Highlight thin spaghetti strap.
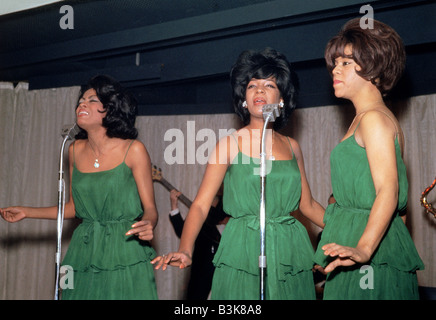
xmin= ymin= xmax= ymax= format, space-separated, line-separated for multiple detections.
xmin=286 ymin=137 xmax=295 ymax=157
xmin=123 ymin=139 xmax=135 ymax=162
xmin=357 ymin=110 xmax=400 ymax=134
xmin=73 ymin=141 xmax=76 ymax=165
xmin=230 ymin=132 xmax=240 ymax=152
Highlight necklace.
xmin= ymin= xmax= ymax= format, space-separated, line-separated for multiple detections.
xmin=88 ymin=141 xmax=100 ymax=168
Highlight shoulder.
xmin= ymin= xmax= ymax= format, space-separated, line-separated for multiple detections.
xmin=125 ymin=139 xmax=150 ymax=166
xmin=277 ymin=133 xmax=298 ymax=146
xmin=278 ymin=133 xmax=301 ymax=154
xmin=212 ymin=130 xmax=239 ymax=166
xmin=68 ymin=139 xmax=85 ymax=154
xmin=128 ymin=139 xmax=147 ymax=154
xmin=215 ymin=128 xmax=241 ymax=147
xmin=358 ymin=109 xmax=398 ymax=139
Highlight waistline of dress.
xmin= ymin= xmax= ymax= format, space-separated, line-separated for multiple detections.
xmin=230 ymin=214 xmax=296 ymax=230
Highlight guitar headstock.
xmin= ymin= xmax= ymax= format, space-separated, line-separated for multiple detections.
xmin=151 ymin=164 xmax=163 ymax=182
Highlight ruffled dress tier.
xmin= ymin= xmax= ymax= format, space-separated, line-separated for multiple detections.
xmin=61 ymin=156 xmax=157 ymax=300
xmin=211 ymin=149 xmax=316 ymax=300
xmin=314 ymin=134 xmax=424 ymax=300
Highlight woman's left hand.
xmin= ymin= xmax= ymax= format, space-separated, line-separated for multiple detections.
xmin=126 ymin=220 xmax=154 ymax=241
xmin=321 ymin=243 xmax=371 ymax=273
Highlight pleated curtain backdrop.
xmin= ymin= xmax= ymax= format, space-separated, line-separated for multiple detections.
xmin=0 ymin=82 xmax=435 ymax=299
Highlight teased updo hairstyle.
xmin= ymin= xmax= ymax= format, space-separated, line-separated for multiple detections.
xmin=75 ymin=75 xmax=138 ymax=140
xmin=325 ymin=18 xmax=405 ymax=95
xmin=230 ymin=47 xmax=298 ymax=131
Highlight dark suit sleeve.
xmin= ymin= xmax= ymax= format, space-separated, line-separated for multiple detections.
xmin=169 ymin=213 xmax=184 ymax=238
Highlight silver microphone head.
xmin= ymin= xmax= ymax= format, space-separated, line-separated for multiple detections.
xmin=61 ymin=123 xmax=80 ymax=140
xmin=262 ymin=104 xmax=280 ymax=122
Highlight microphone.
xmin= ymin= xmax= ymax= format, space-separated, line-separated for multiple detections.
xmin=262 ymin=104 xmax=281 ymax=122
xmin=61 ymin=123 xmax=79 ymax=140
xmin=55 ymin=122 xmax=79 ymax=299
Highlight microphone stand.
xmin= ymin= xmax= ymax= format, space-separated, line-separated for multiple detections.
xmin=259 ymin=105 xmax=280 ymax=300
xmin=54 ymin=124 xmax=78 ymax=300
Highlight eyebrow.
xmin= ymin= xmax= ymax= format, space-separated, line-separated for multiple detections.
xmin=79 ymin=95 xmax=98 ymax=101
xmin=336 ymin=53 xmax=354 ymax=59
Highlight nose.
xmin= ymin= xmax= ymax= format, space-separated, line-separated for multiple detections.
xmin=333 ymin=64 xmax=341 ymax=75
xmin=78 ymin=100 xmax=88 ymax=108
xmin=256 ymin=86 xmax=265 ymax=93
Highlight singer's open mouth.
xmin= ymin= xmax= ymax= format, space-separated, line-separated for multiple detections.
xmin=253 ymin=97 xmax=266 ymax=105
xmin=77 ymin=110 xmax=89 ymax=117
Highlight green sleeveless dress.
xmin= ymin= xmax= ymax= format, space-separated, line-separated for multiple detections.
xmin=211 ymin=138 xmax=316 ymax=300
xmin=61 ymin=141 xmax=157 ymax=300
xmin=314 ymin=133 xmax=424 ymax=300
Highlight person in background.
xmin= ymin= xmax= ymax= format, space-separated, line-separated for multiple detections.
xmin=169 ymin=188 xmax=229 ymax=299
xmin=1 ymin=75 xmax=158 ymax=300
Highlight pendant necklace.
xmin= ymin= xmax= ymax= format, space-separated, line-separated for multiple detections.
xmin=88 ymin=141 xmax=100 ymax=168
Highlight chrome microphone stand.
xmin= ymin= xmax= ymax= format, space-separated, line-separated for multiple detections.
xmin=54 ymin=123 xmax=79 ymax=300
xmin=259 ymin=104 xmax=280 ymax=300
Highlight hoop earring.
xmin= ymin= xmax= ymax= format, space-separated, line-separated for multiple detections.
xmin=242 ymin=101 xmax=247 ymax=108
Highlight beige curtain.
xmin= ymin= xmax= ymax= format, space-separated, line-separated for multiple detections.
xmin=0 ymin=82 xmax=435 ymax=299
xmin=0 ymin=83 xmax=80 ymax=299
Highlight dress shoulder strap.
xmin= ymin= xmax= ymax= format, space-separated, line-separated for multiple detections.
xmin=72 ymin=140 xmax=77 ymax=165
xmin=123 ymin=139 xmax=136 ymax=162
xmin=355 ymin=109 xmax=399 ymax=134
xmin=229 ymin=132 xmax=241 ymax=152
xmin=286 ymin=136 xmax=295 ymax=157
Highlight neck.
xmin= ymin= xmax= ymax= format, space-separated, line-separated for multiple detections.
xmin=246 ymin=117 xmax=274 ymax=131
xmin=87 ymin=129 xmax=109 ymax=155
xmin=350 ymin=85 xmax=385 ymax=114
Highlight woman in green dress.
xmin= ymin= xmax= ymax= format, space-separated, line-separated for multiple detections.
xmin=1 ymin=75 xmax=158 ymax=299
xmin=313 ymin=19 xmax=424 ymax=299
xmin=152 ymin=48 xmax=325 ymax=299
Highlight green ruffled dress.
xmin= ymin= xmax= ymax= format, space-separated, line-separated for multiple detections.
xmin=211 ymin=142 xmax=316 ymax=300
xmin=314 ymin=134 xmax=424 ymax=300
xmin=61 ymin=142 xmax=157 ymax=300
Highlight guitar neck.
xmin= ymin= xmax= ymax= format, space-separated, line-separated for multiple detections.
xmin=158 ymin=178 xmax=193 ymax=208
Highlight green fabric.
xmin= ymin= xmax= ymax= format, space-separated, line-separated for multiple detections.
xmin=61 ymin=161 xmax=157 ymax=300
xmin=211 ymin=151 xmax=316 ymax=300
xmin=314 ymin=135 xmax=424 ymax=300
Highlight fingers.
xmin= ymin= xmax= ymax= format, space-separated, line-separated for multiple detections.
xmin=313 ymin=264 xmax=328 ymax=275
xmin=151 ymin=252 xmax=191 ymax=270
xmin=0 ymin=207 xmax=25 ymax=222
xmin=170 ymin=190 xmax=181 ymax=197
xmin=151 ymin=253 xmax=176 ymax=270
xmin=324 ymin=256 xmax=356 ymax=273
xmin=125 ymin=220 xmax=153 ymax=240
xmin=321 ymin=242 xmax=357 ymax=273
xmin=150 ymin=255 xmax=167 ymax=270
xmin=322 ymin=243 xmax=353 ymax=258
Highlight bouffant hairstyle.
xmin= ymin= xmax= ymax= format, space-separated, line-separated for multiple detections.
xmin=325 ymin=18 xmax=405 ymax=95
xmin=230 ymin=48 xmax=298 ymax=130
xmin=75 ymin=75 xmax=138 ymax=140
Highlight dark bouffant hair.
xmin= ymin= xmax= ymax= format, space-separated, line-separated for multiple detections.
xmin=230 ymin=48 xmax=298 ymax=131
xmin=325 ymin=18 xmax=405 ymax=95
xmin=75 ymin=75 xmax=138 ymax=140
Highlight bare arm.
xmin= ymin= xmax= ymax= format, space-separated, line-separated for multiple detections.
xmin=1 ymin=143 xmax=76 ymax=222
xmin=292 ymin=138 xmax=325 ymax=228
xmin=125 ymin=140 xmax=158 ymax=240
xmin=151 ymin=135 xmax=235 ymax=269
